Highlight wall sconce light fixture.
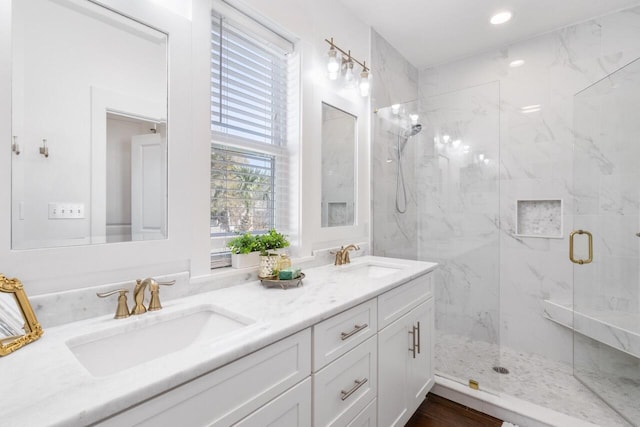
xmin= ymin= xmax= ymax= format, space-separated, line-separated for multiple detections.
xmin=39 ymin=138 xmax=49 ymax=158
xmin=324 ymin=37 xmax=370 ymax=97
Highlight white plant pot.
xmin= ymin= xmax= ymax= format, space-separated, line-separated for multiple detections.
xmin=231 ymin=251 xmax=260 ymax=269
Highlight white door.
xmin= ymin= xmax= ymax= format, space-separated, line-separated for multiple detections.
xmin=377 ymin=311 xmax=411 ymax=427
xmin=407 ymin=299 xmax=434 ymax=414
xmin=131 ymin=133 xmax=166 ymax=240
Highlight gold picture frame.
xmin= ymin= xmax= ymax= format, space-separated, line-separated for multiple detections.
xmin=0 ymin=274 xmax=44 ymax=356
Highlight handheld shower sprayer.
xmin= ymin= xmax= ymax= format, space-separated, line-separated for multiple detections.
xmin=396 ymin=123 xmax=423 ymax=214
xmin=402 ymin=124 xmax=422 ymax=138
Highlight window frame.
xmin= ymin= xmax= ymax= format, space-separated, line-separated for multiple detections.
xmin=209 ymin=6 xmax=296 ymax=264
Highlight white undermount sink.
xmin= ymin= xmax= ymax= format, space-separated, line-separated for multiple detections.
xmin=337 ymin=261 xmax=405 ymax=278
xmin=66 ymin=305 xmax=255 ymax=377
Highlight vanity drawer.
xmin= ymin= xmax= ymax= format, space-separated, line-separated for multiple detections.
xmin=313 ymin=299 xmax=377 ymax=370
xmin=346 ymin=398 xmax=377 ymax=427
xmin=378 ymin=273 xmax=432 ymax=330
xmin=233 ymin=378 xmax=311 ymax=427
xmin=95 ymin=329 xmax=311 ymax=427
xmin=313 ymin=335 xmax=377 ymax=427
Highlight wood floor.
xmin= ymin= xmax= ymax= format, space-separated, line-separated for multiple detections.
xmin=405 ymin=393 xmax=503 ymax=427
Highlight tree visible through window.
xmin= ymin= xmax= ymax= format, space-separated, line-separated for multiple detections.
xmin=210 ymin=147 xmax=275 ymax=236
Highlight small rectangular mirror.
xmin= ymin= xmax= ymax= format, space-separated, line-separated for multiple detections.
xmin=11 ymin=0 xmax=168 ymax=249
xmin=321 ymin=102 xmax=356 ymax=228
xmin=0 ymin=274 xmax=44 ymax=356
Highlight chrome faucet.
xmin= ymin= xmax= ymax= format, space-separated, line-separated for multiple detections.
xmin=334 ymin=244 xmax=360 ymax=265
xmin=131 ymin=278 xmax=176 ymax=315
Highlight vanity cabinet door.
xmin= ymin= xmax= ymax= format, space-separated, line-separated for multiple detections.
xmin=233 ymin=378 xmax=311 ymax=427
xmin=407 ymin=298 xmax=434 ymax=415
xmin=378 ymin=307 xmax=412 ymax=427
xmin=378 ymin=298 xmax=434 ymax=427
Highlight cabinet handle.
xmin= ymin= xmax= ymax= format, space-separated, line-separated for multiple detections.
xmin=340 ymin=323 xmax=368 ymax=340
xmin=340 ymin=378 xmax=368 ymax=401
xmin=408 ymin=327 xmax=417 ymax=359
xmin=416 ymin=321 xmax=421 ymax=354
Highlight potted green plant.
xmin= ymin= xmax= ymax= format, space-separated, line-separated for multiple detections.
xmin=227 ymin=232 xmax=261 ymax=269
xmin=257 ymin=229 xmax=290 ymax=278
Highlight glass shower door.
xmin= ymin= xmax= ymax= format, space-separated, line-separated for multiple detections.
xmin=417 ymin=82 xmax=501 ymax=394
xmin=572 ymin=58 xmax=640 ymax=425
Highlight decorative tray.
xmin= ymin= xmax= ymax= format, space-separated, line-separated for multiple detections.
xmin=260 ymin=272 xmax=305 ymax=289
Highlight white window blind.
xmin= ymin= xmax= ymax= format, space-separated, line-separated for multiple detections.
xmin=210 ymin=9 xmax=295 ymax=266
xmin=211 ymin=12 xmax=289 ymax=146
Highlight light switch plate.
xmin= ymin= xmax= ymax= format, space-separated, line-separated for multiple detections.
xmin=48 ymin=203 xmax=85 ymax=219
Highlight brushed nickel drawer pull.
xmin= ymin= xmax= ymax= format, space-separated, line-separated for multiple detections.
xmin=409 ymin=327 xmax=417 ymax=359
xmin=416 ymin=321 xmax=421 ymax=354
xmin=340 ymin=323 xmax=368 ymax=340
xmin=340 ymin=378 xmax=368 ymax=401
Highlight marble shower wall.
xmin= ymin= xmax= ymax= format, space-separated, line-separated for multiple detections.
xmin=419 ymin=6 xmax=640 ymax=365
xmin=417 ymin=82 xmax=501 ymax=346
xmin=371 ymin=30 xmax=419 ymax=259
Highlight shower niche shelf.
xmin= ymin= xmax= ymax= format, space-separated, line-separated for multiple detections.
xmin=515 ymin=199 xmax=562 ymax=238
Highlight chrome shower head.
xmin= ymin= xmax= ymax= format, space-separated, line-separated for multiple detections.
xmin=402 ymin=124 xmax=422 ymax=138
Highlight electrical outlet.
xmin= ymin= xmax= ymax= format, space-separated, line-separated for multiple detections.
xmin=48 ymin=203 xmax=85 ymax=219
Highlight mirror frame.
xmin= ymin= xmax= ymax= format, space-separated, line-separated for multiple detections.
xmin=0 ymin=274 xmax=43 ymax=356
xmin=307 ymin=87 xmax=369 ymax=249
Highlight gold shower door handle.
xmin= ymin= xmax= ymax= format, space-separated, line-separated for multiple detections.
xmin=569 ymin=230 xmax=593 ymax=265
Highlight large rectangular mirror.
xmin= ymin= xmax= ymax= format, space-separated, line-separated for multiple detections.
xmin=11 ymin=0 xmax=168 ymax=249
xmin=321 ymin=102 xmax=356 ymax=228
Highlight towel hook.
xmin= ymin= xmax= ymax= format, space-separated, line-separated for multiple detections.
xmin=12 ymin=136 xmax=20 ymax=155
xmin=39 ymin=138 xmax=49 ymax=158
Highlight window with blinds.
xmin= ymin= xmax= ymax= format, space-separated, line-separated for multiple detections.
xmin=210 ymin=8 xmax=294 ymax=259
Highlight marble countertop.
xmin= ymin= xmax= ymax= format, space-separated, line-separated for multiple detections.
xmin=1 ymin=256 xmax=437 ymax=427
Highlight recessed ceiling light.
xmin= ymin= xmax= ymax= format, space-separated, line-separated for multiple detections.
xmin=490 ymin=11 xmax=512 ymax=25
xmin=509 ymin=59 xmax=525 ymax=68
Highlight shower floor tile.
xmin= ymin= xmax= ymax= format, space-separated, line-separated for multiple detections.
xmin=435 ymin=332 xmax=632 ymax=426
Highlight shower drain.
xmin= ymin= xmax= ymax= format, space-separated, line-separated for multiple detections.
xmin=492 ymin=366 xmax=510 ymax=374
